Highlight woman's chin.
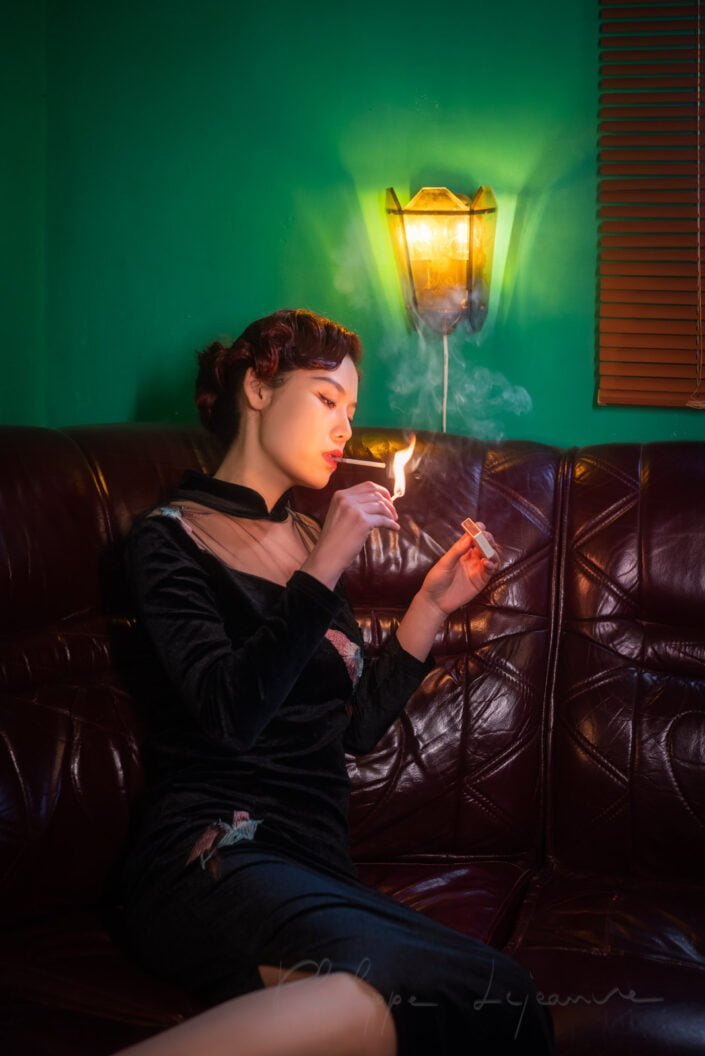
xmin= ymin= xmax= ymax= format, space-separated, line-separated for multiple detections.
xmin=291 ymin=468 xmax=331 ymax=491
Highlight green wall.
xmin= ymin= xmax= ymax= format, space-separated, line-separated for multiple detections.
xmin=3 ymin=0 xmax=704 ymax=444
xmin=2 ymin=0 xmax=46 ymax=426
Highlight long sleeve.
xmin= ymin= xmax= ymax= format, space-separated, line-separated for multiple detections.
xmin=127 ymin=512 xmax=342 ymax=752
xmin=339 ymin=583 xmax=436 ymax=758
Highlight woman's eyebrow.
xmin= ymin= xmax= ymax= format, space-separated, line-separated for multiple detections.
xmin=310 ymin=376 xmax=358 ymax=407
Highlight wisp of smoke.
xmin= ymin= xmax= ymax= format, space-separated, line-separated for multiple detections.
xmin=377 ymin=328 xmax=531 ymax=440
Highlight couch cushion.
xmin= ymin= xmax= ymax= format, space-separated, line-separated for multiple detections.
xmin=0 ymin=907 xmax=203 ymax=1056
xmin=323 ymin=430 xmax=563 ymax=863
xmin=0 ymin=427 xmax=107 ymax=636
xmin=356 ymin=860 xmax=534 ymax=948
xmin=504 ymin=866 xmax=705 ymax=1054
xmin=0 ymin=682 xmax=144 ymax=920
xmin=551 ymin=443 xmax=705 ymax=881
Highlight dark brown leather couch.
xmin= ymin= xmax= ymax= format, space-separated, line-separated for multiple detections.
xmin=1 ymin=423 xmax=704 ymax=1055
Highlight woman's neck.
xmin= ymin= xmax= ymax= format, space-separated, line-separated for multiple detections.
xmin=213 ymin=442 xmax=291 ymax=514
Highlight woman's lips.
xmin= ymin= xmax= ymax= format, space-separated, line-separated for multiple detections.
xmin=322 ymin=453 xmax=339 ymax=470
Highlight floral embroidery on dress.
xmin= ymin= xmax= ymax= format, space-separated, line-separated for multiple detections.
xmin=325 ymin=628 xmax=364 ymax=687
xmin=185 ymin=809 xmax=263 ymax=881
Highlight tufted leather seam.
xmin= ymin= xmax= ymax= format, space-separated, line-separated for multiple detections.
xmin=664 ymin=710 xmax=705 ymax=831
xmin=469 ymin=645 xmax=541 ymax=703
xmin=543 ymin=449 xmax=574 ymax=870
xmin=501 ymin=864 xmax=553 ymax=954
xmin=451 ymin=639 xmax=472 ymax=853
xmin=484 ymin=865 xmax=535 ymax=947
xmin=561 ymin=663 xmax=632 ymax=706
xmin=558 ymin=713 xmax=629 ymax=788
xmin=460 ymin=780 xmax=517 ymax=829
xmin=488 ymin=443 xmax=562 ymax=470
xmin=629 ymin=447 xmax=646 ymax=874
xmin=481 ymin=475 xmax=553 ymax=536
xmin=590 ymin=792 xmax=629 ymax=827
xmin=0 ymin=727 xmax=30 ymax=842
xmin=462 ymin=734 xmax=540 ymax=832
xmin=467 ymin=619 xmax=549 ymax=650
xmin=482 ymin=542 xmax=554 ymax=598
xmin=571 ymin=549 xmax=638 ymax=611
xmin=572 ymin=492 xmax=639 ymax=550
xmin=358 ymin=775 xmax=464 ymax=836
xmin=464 ymin=722 xmax=539 ymax=798
xmin=508 ymin=942 xmax=705 ymax=973
xmin=57 ymin=430 xmax=116 ymax=553
xmin=27 ymin=693 xmax=137 ymax=735
xmin=577 ymin=452 xmax=641 ymax=492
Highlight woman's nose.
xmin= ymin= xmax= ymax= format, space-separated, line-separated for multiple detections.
xmin=335 ymin=412 xmax=352 ymax=444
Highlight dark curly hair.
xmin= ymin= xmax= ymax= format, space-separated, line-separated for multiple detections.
xmin=195 ymin=308 xmax=363 ymax=448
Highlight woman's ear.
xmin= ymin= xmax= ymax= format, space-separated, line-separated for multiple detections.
xmin=241 ymin=367 xmax=272 ymax=411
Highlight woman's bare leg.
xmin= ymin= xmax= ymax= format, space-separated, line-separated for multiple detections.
xmin=111 ymin=969 xmax=398 ymax=1056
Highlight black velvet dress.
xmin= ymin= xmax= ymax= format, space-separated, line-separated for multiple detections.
xmin=118 ymin=470 xmax=554 ymax=1055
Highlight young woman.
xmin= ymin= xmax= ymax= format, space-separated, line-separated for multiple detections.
xmin=114 ymin=308 xmax=554 ymax=1056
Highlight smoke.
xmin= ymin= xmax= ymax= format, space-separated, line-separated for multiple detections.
xmin=377 ymin=327 xmax=532 ymax=440
xmin=326 ymin=210 xmax=531 ymax=440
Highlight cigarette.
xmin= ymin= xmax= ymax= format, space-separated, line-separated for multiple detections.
xmin=338 ymin=457 xmax=387 ymax=468
xmin=461 ymin=517 xmax=497 ymax=560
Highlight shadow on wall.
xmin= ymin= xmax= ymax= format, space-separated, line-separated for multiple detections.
xmin=132 ymin=354 xmax=200 ymax=427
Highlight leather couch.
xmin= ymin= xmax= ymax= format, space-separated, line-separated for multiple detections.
xmin=1 ymin=422 xmax=703 ymax=1055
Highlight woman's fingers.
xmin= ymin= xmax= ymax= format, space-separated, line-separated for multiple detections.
xmin=433 ymin=532 xmax=473 ymax=570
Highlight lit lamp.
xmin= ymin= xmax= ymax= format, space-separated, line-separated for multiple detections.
xmin=386 ymin=185 xmax=497 ymax=430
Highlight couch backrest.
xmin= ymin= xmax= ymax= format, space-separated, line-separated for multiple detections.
xmin=548 ymin=442 xmax=705 ymax=883
xmin=321 ymin=431 xmax=562 ymax=869
xmin=0 ymin=424 xmax=221 ymax=918
xmin=2 ymin=424 xmax=703 ymax=916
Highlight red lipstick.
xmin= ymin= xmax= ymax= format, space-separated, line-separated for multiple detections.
xmin=322 ymin=449 xmax=343 ymax=470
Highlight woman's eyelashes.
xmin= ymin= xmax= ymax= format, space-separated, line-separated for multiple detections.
xmin=317 ymin=391 xmax=354 ymax=426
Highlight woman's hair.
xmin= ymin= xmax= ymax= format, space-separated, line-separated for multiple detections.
xmin=195 ymin=308 xmax=363 ymax=448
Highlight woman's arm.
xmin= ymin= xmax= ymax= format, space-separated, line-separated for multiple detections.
xmin=127 ymin=512 xmax=343 ymax=752
xmin=395 ymin=590 xmax=446 ymax=661
xmin=340 ymin=525 xmax=499 ymax=757
xmin=331 ymin=571 xmax=435 ymax=758
xmin=341 ymin=630 xmax=436 ymax=756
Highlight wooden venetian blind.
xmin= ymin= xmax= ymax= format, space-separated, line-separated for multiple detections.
xmin=597 ymin=0 xmax=704 ymax=408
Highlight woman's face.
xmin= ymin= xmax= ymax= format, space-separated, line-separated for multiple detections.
xmin=256 ymin=353 xmax=359 ymax=490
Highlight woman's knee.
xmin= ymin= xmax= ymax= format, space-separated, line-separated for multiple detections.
xmin=331 ymin=972 xmax=398 ymax=1056
xmin=259 ymin=969 xmax=397 ymax=1056
xmin=258 ymin=962 xmax=320 ymax=987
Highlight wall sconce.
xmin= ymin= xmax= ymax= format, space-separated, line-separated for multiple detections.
xmin=386 ymin=185 xmax=498 ymax=430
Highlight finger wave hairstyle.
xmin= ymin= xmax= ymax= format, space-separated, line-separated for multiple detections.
xmin=195 ymin=308 xmax=363 ymax=448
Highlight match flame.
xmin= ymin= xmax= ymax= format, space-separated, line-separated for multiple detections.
xmin=391 ymin=434 xmax=416 ymax=503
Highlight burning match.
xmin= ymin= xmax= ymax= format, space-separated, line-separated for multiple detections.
xmin=461 ymin=517 xmax=497 ymax=560
xmin=338 ymin=434 xmax=417 ymax=504
xmin=391 ymin=434 xmax=416 ymax=503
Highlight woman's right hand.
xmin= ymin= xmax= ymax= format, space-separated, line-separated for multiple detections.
xmin=300 ymin=481 xmax=399 ymax=590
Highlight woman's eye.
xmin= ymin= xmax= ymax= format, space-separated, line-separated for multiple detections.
xmin=318 ymin=393 xmax=336 ymax=409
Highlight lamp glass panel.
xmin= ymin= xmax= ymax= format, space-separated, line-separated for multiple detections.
xmin=468 ymin=186 xmax=498 ymax=331
xmin=400 ymin=188 xmax=471 ymax=332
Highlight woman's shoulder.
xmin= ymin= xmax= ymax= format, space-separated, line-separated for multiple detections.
xmin=126 ymin=503 xmax=201 ymax=561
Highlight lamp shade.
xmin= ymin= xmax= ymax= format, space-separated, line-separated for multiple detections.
xmin=386 ymin=185 xmax=497 ymax=335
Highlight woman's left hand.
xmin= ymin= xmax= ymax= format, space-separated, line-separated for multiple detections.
xmin=419 ymin=523 xmax=500 ymax=616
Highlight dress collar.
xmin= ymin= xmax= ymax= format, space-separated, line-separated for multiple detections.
xmin=173 ymin=468 xmax=293 ymax=522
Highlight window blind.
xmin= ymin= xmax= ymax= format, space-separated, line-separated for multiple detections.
xmin=597 ymin=0 xmax=704 ymax=408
